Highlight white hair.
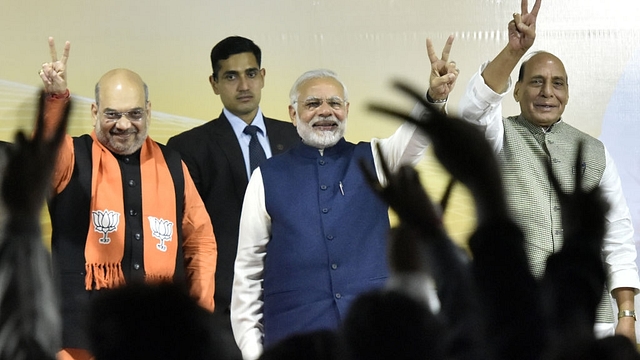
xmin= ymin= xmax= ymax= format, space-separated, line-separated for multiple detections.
xmin=289 ymin=69 xmax=349 ymax=106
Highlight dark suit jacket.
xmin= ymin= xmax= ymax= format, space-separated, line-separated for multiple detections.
xmin=166 ymin=112 xmax=300 ymax=314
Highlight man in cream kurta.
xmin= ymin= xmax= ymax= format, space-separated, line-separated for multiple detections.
xmin=455 ymin=0 xmax=639 ymax=342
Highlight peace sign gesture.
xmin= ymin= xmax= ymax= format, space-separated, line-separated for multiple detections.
xmin=426 ymin=35 xmax=458 ymax=101
xmin=508 ymin=0 xmax=542 ymax=54
xmin=38 ymin=37 xmax=70 ymax=95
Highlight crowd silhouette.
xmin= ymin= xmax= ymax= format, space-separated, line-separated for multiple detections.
xmin=255 ymin=82 xmax=640 ymax=359
xmin=1 ymin=82 xmax=639 ymax=358
xmin=0 ymin=91 xmax=70 ymax=360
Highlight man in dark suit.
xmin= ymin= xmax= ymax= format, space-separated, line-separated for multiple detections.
xmin=166 ymin=36 xmax=299 ymax=324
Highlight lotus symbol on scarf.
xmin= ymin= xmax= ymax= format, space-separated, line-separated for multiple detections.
xmin=92 ymin=209 xmax=120 ymax=244
xmin=148 ymin=216 xmax=174 ymax=252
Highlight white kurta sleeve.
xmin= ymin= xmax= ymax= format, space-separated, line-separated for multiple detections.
xmin=231 ymin=168 xmax=271 ymax=360
xmin=370 ymin=121 xmax=428 ymax=185
xmin=369 ymin=95 xmax=441 ymax=185
xmin=599 ymin=146 xmax=640 ymax=293
xmin=458 ymin=61 xmax=512 ymax=154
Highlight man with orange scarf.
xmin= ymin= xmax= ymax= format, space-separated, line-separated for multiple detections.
xmin=39 ymin=38 xmax=217 ymax=360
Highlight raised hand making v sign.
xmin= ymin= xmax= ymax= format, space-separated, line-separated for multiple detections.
xmin=426 ymin=35 xmax=458 ymax=102
xmin=36 ymin=38 xmax=218 ymax=360
xmin=458 ymin=0 xmax=640 ymax=346
xmin=39 ymin=37 xmax=70 ymax=96
xmin=482 ymin=0 xmax=541 ymax=93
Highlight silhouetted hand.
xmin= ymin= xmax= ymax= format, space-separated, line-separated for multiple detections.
xmin=360 ymin=130 xmax=487 ymax=360
xmin=360 ymin=144 xmax=447 ymax=239
xmin=369 ymin=81 xmax=507 ymax=223
xmin=0 ymin=90 xmax=70 ymax=360
xmin=541 ymin=141 xmax=609 ymax=345
xmin=547 ymin=141 xmax=609 ymax=253
xmin=2 ymin=91 xmax=71 ymax=220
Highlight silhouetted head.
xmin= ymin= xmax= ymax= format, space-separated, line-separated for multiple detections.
xmin=87 ymin=282 xmax=241 ymax=360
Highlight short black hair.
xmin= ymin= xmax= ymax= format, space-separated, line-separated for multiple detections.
xmin=210 ymin=36 xmax=262 ymax=81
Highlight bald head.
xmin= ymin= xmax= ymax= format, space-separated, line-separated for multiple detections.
xmin=517 ymin=51 xmax=568 ymax=85
xmin=91 ymin=68 xmax=151 ymax=155
xmin=95 ymin=69 xmax=148 ymax=107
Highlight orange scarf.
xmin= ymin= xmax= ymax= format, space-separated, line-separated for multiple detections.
xmin=84 ymin=131 xmax=178 ymax=290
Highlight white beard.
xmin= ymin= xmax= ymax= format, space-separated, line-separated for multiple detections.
xmin=295 ymin=114 xmax=347 ymax=149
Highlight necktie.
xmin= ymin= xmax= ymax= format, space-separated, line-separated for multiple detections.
xmin=243 ymin=125 xmax=267 ymax=175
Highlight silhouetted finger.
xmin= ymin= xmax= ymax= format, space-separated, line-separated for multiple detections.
xmin=368 ymin=103 xmax=416 ymax=124
xmin=373 ymin=141 xmax=394 ymax=188
xmin=439 ymin=178 xmax=456 ymax=214
xmin=358 ymin=158 xmax=383 ymax=195
xmin=546 ymin=157 xmax=564 ymax=198
xmin=573 ymin=141 xmax=584 ymax=192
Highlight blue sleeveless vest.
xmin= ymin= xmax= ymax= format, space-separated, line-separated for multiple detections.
xmin=260 ymin=138 xmax=390 ymax=346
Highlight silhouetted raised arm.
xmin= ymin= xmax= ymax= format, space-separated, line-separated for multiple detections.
xmin=0 ymin=90 xmax=71 ymax=360
xmin=367 ymin=81 xmax=545 ymax=360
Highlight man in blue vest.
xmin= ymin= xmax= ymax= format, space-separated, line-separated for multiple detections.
xmin=231 ymin=36 xmax=459 ymax=359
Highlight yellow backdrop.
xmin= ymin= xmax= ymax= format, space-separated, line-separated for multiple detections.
xmin=2 ymin=0 xmax=640 ymax=272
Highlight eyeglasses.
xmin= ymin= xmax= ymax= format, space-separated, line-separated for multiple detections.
xmin=102 ymin=109 xmax=146 ymax=122
xmin=297 ymin=97 xmax=347 ymax=111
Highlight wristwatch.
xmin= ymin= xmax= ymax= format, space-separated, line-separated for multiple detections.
xmin=618 ymin=309 xmax=637 ymax=321
xmin=426 ymin=92 xmax=447 ymax=104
